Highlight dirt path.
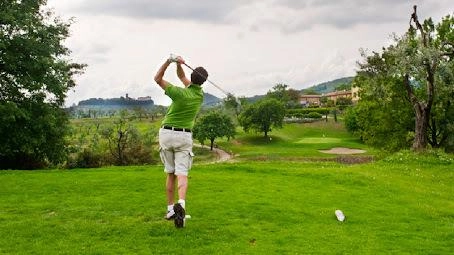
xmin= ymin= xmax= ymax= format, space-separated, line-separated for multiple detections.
xmin=212 ymin=147 xmax=233 ymax=162
xmin=194 ymin=144 xmax=233 ymax=162
xmin=318 ymin=147 xmax=366 ymax=154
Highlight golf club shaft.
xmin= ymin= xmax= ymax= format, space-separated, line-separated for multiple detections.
xmin=182 ymin=63 xmax=230 ymax=96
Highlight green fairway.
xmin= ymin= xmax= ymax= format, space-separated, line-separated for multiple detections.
xmin=296 ymin=137 xmax=342 ymax=144
xmin=218 ymin=121 xmax=375 ymax=160
xmin=1 ymin=158 xmax=453 ymax=254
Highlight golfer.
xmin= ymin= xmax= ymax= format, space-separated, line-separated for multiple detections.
xmin=154 ymin=55 xmax=208 ymax=228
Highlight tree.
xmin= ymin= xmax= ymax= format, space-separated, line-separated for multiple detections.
xmin=150 ymin=105 xmax=167 ymax=120
xmin=193 ymin=111 xmax=236 ymax=150
xmin=336 ymin=97 xmax=353 ymax=111
xmin=238 ymin=98 xmax=285 ymax=138
xmin=100 ymin=110 xmax=154 ymax=165
xmin=101 ymin=111 xmax=131 ymax=165
xmin=133 ymin=106 xmax=148 ymax=120
xmin=344 ymin=85 xmax=414 ymax=151
xmin=266 ymin=83 xmax=300 ymax=108
xmin=223 ymin=93 xmax=242 ymax=118
xmin=356 ymin=6 xmax=454 ymax=151
xmin=267 ymin=83 xmax=289 ymax=102
xmin=287 ymin=88 xmax=301 ymax=108
xmin=0 ymin=1 xmax=86 ymax=169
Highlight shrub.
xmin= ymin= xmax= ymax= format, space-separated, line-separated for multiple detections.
xmin=286 ymin=108 xmax=331 ymax=117
xmin=306 ymin=112 xmax=323 ymax=119
xmin=69 ymin=148 xmax=105 ymax=168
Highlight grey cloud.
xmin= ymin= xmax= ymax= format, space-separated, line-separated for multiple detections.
xmin=282 ymin=1 xmax=408 ymax=32
xmin=75 ymin=0 xmax=244 ymax=23
xmin=279 ymin=0 xmax=420 ymax=9
xmin=72 ymin=0 xmax=453 ymax=33
xmin=255 ymin=0 xmax=451 ymax=34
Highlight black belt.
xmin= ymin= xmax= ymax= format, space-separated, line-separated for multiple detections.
xmin=162 ymin=126 xmax=191 ymax=132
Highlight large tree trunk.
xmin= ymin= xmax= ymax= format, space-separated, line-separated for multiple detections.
xmin=412 ymin=103 xmax=430 ymax=151
xmin=404 ymin=74 xmax=433 ymax=151
xmin=405 ymin=6 xmax=436 ymax=151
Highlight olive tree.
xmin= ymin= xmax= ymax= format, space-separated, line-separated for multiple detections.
xmin=354 ymin=6 xmax=454 ymax=151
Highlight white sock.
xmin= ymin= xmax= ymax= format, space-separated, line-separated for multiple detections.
xmin=178 ymin=199 xmax=186 ymax=209
xmin=167 ymin=204 xmax=174 ymax=212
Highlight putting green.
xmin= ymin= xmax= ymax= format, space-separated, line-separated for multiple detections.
xmin=295 ymin=137 xmax=342 ymax=144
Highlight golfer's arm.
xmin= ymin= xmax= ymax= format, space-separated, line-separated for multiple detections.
xmin=177 ymin=63 xmax=191 ymax=87
xmin=154 ymin=60 xmax=171 ymax=90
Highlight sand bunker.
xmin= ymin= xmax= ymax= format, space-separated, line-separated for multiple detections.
xmin=319 ymin=147 xmax=366 ymax=155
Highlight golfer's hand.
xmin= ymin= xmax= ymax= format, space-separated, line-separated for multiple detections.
xmin=168 ymin=54 xmax=178 ymax=63
xmin=175 ymin=56 xmax=185 ymax=64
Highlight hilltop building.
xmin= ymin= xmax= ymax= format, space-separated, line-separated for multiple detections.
xmin=137 ymin=96 xmax=152 ymax=101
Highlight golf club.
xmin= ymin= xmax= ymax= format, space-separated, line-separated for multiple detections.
xmin=170 ymin=54 xmax=242 ymax=111
xmin=182 ymin=62 xmax=230 ymax=97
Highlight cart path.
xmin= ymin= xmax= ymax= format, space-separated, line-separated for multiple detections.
xmin=194 ymin=144 xmax=233 ymax=162
xmin=212 ymin=147 xmax=233 ymax=162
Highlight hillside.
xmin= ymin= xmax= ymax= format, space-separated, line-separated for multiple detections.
xmin=302 ymin=77 xmax=354 ymax=94
xmin=74 ymin=93 xmax=221 ymax=108
xmin=241 ymin=76 xmax=355 ymax=102
xmin=203 ymin=92 xmax=222 ymax=106
xmin=71 ymin=77 xmax=353 ymax=109
xmin=78 ymin=96 xmax=154 ymax=107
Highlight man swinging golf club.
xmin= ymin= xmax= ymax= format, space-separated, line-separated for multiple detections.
xmin=154 ymin=54 xmax=208 ymax=228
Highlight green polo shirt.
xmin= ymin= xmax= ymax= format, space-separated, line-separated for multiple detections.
xmin=161 ymin=83 xmax=203 ymax=129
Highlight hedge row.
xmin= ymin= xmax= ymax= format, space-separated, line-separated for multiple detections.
xmin=286 ymin=108 xmax=331 ymax=116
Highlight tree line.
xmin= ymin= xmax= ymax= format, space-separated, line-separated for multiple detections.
xmin=78 ymin=97 xmax=154 ymax=106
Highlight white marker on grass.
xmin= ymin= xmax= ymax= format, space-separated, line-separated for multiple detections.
xmin=335 ymin=210 xmax=345 ymax=222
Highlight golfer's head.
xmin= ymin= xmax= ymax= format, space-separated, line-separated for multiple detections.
xmin=191 ymin=67 xmax=208 ymax=85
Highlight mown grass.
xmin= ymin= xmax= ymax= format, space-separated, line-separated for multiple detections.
xmin=2 ymin=118 xmax=452 ymax=254
xmin=0 ymin=158 xmax=452 ymax=254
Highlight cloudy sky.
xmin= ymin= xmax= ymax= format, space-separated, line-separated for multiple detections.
xmin=46 ymin=0 xmax=454 ymax=106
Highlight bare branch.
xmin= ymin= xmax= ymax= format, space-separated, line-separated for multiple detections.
xmin=410 ymin=5 xmax=428 ymax=47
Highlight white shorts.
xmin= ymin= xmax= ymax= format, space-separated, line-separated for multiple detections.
xmin=158 ymin=128 xmax=194 ymax=176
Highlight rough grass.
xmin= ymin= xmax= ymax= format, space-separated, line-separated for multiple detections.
xmin=0 ymin=159 xmax=452 ymax=254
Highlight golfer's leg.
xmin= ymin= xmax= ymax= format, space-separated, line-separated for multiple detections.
xmin=173 ymin=133 xmax=193 ymax=208
xmin=177 ymin=175 xmax=188 ymax=200
xmin=174 ymin=151 xmax=192 ymax=204
xmin=166 ymin=174 xmax=176 ymax=205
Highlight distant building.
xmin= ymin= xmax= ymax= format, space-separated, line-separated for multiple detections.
xmin=300 ymin=95 xmax=321 ymax=106
xmin=324 ymin=90 xmax=352 ymax=103
xmin=299 ymin=87 xmax=360 ymax=106
xmin=137 ymin=96 xmax=152 ymax=101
